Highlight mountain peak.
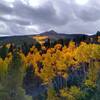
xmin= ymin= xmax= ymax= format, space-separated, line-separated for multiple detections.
xmin=48 ymin=30 xmax=57 ymax=33
xmin=41 ymin=30 xmax=58 ymax=35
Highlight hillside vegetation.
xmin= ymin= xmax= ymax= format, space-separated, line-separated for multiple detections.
xmin=0 ymin=40 xmax=100 ymax=100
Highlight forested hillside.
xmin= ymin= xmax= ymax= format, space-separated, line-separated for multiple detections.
xmin=0 ymin=40 xmax=100 ymax=100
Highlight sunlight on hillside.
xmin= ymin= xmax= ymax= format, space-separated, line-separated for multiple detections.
xmin=33 ymin=35 xmax=48 ymax=45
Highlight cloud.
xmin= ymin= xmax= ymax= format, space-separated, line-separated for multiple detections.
xmin=0 ymin=0 xmax=100 ymax=36
xmin=73 ymin=4 xmax=100 ymax=21
xmin=54 ymin=19 xmax=100 ymax=34
xmin=0 ymin=21 xmax=11 ymax=35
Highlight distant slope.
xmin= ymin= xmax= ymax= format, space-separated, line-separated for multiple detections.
xmin=0 ymin=35 xmax=37 ymax=45
xmin=0 ymin=30 xmax=92 ymax=45
xmin=38 ymin=30 xmax=88 ymax=41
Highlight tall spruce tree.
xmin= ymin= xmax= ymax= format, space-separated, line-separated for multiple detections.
xmin=0 ymin=44 xmax=8 ymax=60
xmin=0 ymin=50 xmax=27 ymax=100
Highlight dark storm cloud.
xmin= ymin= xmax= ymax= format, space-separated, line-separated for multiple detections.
xmin=13 ymin=0 xmax=71 ymax=26
xmin=0 ymin=0 xmax=100 ymax=35
xmin=14 ymin=2 xmax=57 ymax=24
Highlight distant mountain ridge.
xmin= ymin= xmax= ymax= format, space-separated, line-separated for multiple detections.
xmin=0 ymin=30 xmax=99 ymax=45
xmin=40 ymin=30 xmax=58 ymax=35
xmin=38 ymin=30 xmax=89 ymax=41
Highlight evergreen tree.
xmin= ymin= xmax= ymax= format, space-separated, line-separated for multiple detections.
xmin=35 ymin=42 xmax=41 ymax=51
xmin=0 ymin=44 xmax=8 ymax=60
xmin=0 ymin=50 xmax=26 ymax=100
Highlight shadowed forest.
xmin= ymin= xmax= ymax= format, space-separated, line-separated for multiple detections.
xmin=0 ymin=35 xmax=100 ymax=100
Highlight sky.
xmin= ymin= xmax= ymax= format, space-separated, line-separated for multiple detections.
xmin=0 ymin=0 xmax=100 ymax=36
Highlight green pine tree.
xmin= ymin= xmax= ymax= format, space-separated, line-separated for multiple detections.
xmin=0 ymin=50 xmax=27 ymax=100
